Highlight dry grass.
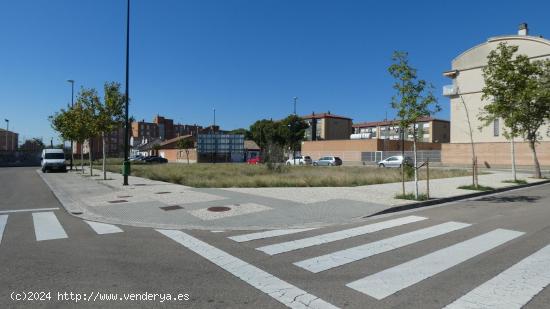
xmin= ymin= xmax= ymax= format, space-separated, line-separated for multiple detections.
xmin=104 ymin=163 xmax=471 ymax=188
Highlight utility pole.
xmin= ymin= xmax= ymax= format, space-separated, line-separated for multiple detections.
xmin=67 ymin=80 xmax=75 ymax=170
xmin=293 ymin=97 xmax=298 ymax=115
xmin=4 ymin=119 xmax=9 ymax=152
xmin=122 ymin=0 xmax=131 ymax=186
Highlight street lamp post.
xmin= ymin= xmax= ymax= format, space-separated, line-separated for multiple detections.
xmin=67 ymin=79 xmax=75 ymax=170
xmin=293 ymin=97 xmax=297 ymax=115
xmin=212 ymin=108 xmax=216 ymax=163
xmin=4 ymin=119 xmax=9 ymax=152
xmin=122 ymin=0 xmax=131 ymax=186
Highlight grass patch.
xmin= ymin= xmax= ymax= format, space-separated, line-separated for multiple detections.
xmin=100 ymin=163 xmax=472 ymax=188
xmin=502 ymin=179 xmax=528 ymax=185
xmin=394 ymin=193 xmax=429 ymax=201
xmin=458 ymin=184 xmax=494 ymax=191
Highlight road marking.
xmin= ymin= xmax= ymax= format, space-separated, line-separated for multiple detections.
xmin=256 ymin=215 xmax=427 ymax=255
xmin=444 ymin=243 xmax=550 ymax=309
xmin=0 ymin=215 xmax=7 ymax=245
xmin=295 ymin=221 xmax=471 ymax=273
xmin=229 ymin=228 xmax=317 ymax=242
xmin=0 ymin=207 xmax=59 ymax=214
xmin=32 ymin=212 xmax=68 ymax=241
xmin=346 ymin=229 xmax=524 ymax=300
xmin=157 ymin=229 xmax=339 ymax=309
xmin=84 ymin=221 xmax=123 ymax=234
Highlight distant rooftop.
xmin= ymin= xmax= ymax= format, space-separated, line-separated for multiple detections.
xmin=301 ymin=112 xmax=352 ymax=120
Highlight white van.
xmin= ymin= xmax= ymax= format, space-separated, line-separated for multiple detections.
xmin=41 ymin=149 xmax=67 ymax=173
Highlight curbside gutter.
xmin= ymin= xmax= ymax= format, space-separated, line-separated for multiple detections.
xmin=366 ymin=179 xmax=550 ymax=217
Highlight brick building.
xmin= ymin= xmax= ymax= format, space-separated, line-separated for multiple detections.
xmin=302 ymin=112 xmax=353 ymax=141
xmin=352 ymin=117 xmax=450 ymax=143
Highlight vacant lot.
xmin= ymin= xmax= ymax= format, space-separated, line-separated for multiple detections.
xmin=102 ymin=163 xmax=471 ymax=188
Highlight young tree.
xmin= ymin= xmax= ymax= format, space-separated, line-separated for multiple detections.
xmin=77 ymin=88 xmax=101 ymax=176
xmin=176 ymin=138 xmax=195 ymax=164
xmin=481 ymin=43 xmax=550 ymax=179
xmin=96 ymin=82 xmax=125 ymax=180
xmin=389 ymin=51 xmax=440 ymax=199
xmin=280 ymin=114 xmax=309 ymax=163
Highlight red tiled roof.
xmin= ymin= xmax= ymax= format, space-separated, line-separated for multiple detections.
xmin=301 ymin=112 xmax=352 ymax=120
xmin=352 ymin=117 xmax=449 ymax=128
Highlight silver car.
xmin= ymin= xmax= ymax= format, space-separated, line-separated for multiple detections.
xmin=377 ymin=155 xmax=412 ymax=168
xmin=313 ymin=156 xmax=343 ymax=166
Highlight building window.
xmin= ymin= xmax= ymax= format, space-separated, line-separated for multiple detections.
xmin=493 ymin=119 xmax=499 ymax=137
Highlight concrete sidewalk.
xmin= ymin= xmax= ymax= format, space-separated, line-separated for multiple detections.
xmin=38 ymin=167 xmax=545 ymax=231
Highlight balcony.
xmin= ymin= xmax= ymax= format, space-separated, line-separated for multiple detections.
xmin=443 ymin=85 xmax=458 ymax=96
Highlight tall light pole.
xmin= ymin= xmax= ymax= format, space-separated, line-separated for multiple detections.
xmin=4 ymin=119 xmax=8 ymax=152
xmin=293 ymin=97 xmax=298 ymax=115
xmin=122 ymin=0 xmax=131 ymax=186
xmin=212 ymin=108 xmax=216 ymax=163
xmin=67 ymin=79 xmax=75 ymax=170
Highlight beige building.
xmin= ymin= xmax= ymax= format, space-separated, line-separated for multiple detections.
xmin=0 ymin=129 xmax=19 ymax=152
xmin=352 ymin=117 xmax=450 ymax=143
xmin=442 ymin=23 xmax=550 ymax=166
xmin=302 ymin=112 xmax=353 ymax=141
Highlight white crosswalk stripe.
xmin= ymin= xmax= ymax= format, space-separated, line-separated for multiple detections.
xmin=444 ymin=243 xmax=550 ymax=309
xmin=84 ymin=221 xmax=123 ymax=234
xmin=229 ymin=228 xmax=317 ymax=242
xmin=257 ymin=215 xmax=427 ymax=255
xmin=32 ymin=212 xmax=68 ymax=241
xmin=346 ymin=228 xmax=524 ymax=300
xmin=0 ymin=215 xmax=7 ymax=245
xmin=157 ymin=229 xmax=339 ymax=309
xmin=295 ymin=221 xmax=471 ymax=273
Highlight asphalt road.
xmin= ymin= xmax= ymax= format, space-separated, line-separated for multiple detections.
xmin=1 ymin=167 xmax=550 ymax=308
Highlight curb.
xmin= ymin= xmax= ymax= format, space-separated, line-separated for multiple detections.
xmin=366 ymin=179 xmax=550 ymax=217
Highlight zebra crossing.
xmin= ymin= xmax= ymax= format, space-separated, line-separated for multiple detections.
xmin=157 ymin=215 xmax=550 ymax=309
xmin=0 ymin=211 xmax=124 ymax=244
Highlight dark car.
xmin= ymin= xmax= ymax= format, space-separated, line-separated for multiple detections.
xmin=313 ymin=156 xmax=343 ymax=166
xmin=144 ymin=156 xmax=168 ymax=164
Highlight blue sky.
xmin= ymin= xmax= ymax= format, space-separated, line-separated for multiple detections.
xmin=1 ymin=0 xmax=548 ymax=144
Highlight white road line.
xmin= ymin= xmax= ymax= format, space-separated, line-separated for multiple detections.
xmin=0 ymin=207 xmax=59 ymax=214
xmin=0 ymin=215 xmax=7 ymax=245
xmin=229 ymin=228 xmax=317 ymax=242
xmin=157 ymin=229 xmax=339 ymax=309
xmin=84 ymin=221 xmax=123 ymax=235
xmin=295 ymin=222 xmax=471 ymax=273
xmin=256 ymin=216 xmax=427 ymax=255
xmin=346 ymin=229 xmax=524 ymax=300
xmin=444 ymin=243 xmax=550 ymax=309
xmin=32 ymin=212 xmax=68 ymax=241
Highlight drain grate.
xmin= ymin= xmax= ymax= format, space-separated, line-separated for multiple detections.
xmin=207 ymin=206 xmax=231 ymax=212
xmin=160 ymin=205 xmax=183 ymax=211
xmin=108 ymin=199 xmax=128 ymax=204
xmin=155 ymin=191 xmax=171 ymax=194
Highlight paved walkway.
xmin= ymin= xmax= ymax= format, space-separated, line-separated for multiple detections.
xmin=38 ymin=167 xmax=545 ymax=230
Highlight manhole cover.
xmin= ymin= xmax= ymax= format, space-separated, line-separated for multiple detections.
xmin=108 ymin=199 xmax=128 ymax=204
xmin=207 ymin=206 xmax=231 ymax=212
xmin=160 ymin=205 xmax=183 ymax=211
xmin=71 ymin=211 xmax=83 ymax=215
xmin=155 ymin=191 xmax=171 ymax=194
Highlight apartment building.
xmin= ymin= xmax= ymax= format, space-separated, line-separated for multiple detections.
xmin=352 ymin=117 xmax=450 ymax=143
xmin=302 ymin=112 xmax=353 ymax=141
xmin=442 ymin=23 xmax=550 ymax=166
xmin=0 ymin=129 xmax=19 ymax=152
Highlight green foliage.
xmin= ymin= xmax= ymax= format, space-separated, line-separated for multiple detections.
xmin=458 ymin=184 xmax=494 ymax=191
xmin=502 ymin=179 xmax=528 ymax=185
xmin=481 ymin=43 xmax=550 ymax=178
xmin=280 ymin=114 xmax=309 ymax=151
xmin=388 ymin=51 xmax=440 ymax=138
xmin=176 ymin=138 xmax=194 ymax=150
xmin=229 ymin=128 xmax=251 ymax=139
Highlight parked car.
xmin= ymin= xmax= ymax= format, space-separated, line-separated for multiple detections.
xmin=41 ymin=148 xmax=67 ymax=173
xmin=247 ymin=156 xmax=262 ymax=165
xmin=285 ymin=155 xmax=312 ymax=165
xmin=144 ymin=156 xmax=168 ymax=164
xmin=313 ymin=156 xmax=342 ymax=166
xmin=377 ymin=155 xmax=412 ymax=168
xmin=129 ymin=155 xmax=145 ymax=162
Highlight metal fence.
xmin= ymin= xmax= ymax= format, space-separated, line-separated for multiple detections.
xmin=361 ymin=150 xmax=441 ymax=163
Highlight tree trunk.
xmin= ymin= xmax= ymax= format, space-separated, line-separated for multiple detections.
xmin=89 ymin=138 xmax=93 ymax=176
xmin=458 ymin=91 xmax=478 ymax=188
xmin=401 ymin=127 xmax=405 ymax=196
xmin=529 ymin=139 xmax=542 ymax=178
xmin=80 ymin=143 xmax=84 ymax=173
xmin=511 ymin=137 xmax=517 ymax=181
xmin=102 ymin=132 xmax=107 ymax=180
xmin=186 ymin=150 xmax=190 ymax=164
xmin=413 ymin=131 xmax=419 ymax=200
